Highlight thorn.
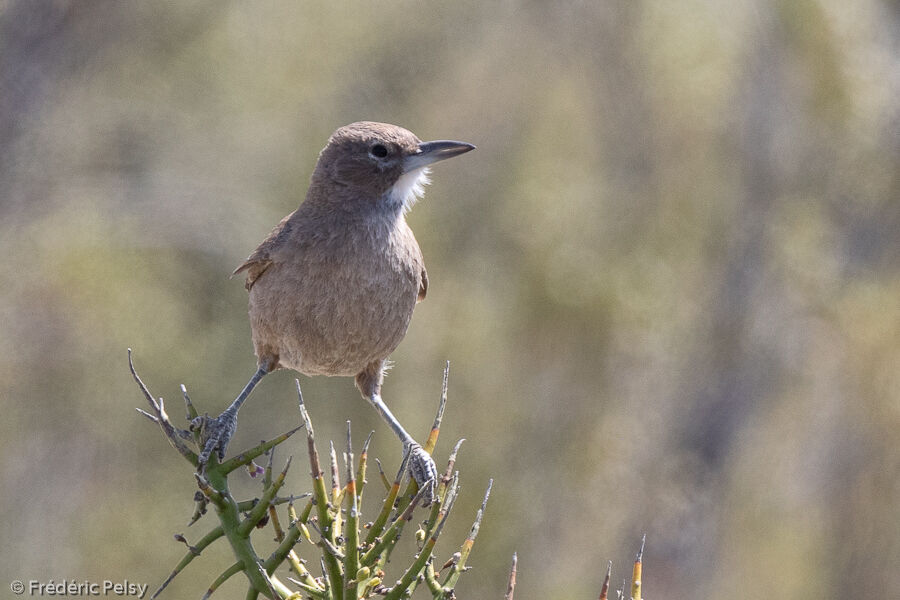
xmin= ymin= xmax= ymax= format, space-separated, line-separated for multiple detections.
xmin=345 ymin=420 xmax=356 ymax=482
xmin=505 ymin=552 xmax=517 ymax=600
xmin=431 ymin=474 xmax=459 ymax=539
xmin=135 ymin=408 xmax=159 ymax=423
xmin=599 ymin=560 xmax=611 ymax=600
xmin=449 ymin=438 xmax=466 ymax=459
xmin=265 ymin=445 xmax=276 ymax=482
xmin=465 ymin=478 xmax=492 ymax=543
xmin=295 ymin=379 xmax=313 ymax=434
xmin=441 ymin=438 xmax=466 ymax=488
xmin=181 ymin=384 xmax=197 ymax=421
xmin=280 ymin=455 xmax=293 ymax=479
xmin=375 ymin=458 xmax=390 ymax=490
xmin=432 ymin=361 xmax=450 ymax=431
xmin=329 ymin=440 xmax=340 ymax=495
xmin=631 ymin=535 xmax=644 ymax=600
xmin=481 ymin=479 xmax=493 ymax=512
xmin=362 ymin=430 xmax=375 ymax=455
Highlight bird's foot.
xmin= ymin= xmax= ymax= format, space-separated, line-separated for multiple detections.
xmin=404 ymin=441 xmax=438 ymax=506
xmin=191 ymin=408 xmax=239 ymax=472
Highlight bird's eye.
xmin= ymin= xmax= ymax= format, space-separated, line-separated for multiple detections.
xmin=370 ymin=144 xmax=389 ymax=159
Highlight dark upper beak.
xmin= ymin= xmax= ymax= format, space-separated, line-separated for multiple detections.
xmin=403 ymin=140 xmax=476 ymax=173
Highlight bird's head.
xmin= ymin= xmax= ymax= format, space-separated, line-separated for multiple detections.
xmin=312 ymin=121 xmax=475 ymax=213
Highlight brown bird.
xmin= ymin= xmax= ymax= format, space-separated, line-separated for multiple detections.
xmin=196 ymin=121 xmax=474 ymax=499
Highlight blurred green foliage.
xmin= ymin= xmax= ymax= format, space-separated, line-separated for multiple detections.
xmin=1 ymin=1 xmax=898 ymax=599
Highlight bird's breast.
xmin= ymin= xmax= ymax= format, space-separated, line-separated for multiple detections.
xmin=248 ymin=218 xmax=424 ymax=377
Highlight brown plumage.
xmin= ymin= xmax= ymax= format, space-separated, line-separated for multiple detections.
xmin=198 ymin=122 xmax=474 ymax=501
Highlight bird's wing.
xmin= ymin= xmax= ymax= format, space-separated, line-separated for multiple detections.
xmin=417 ymin=266 xmax=428 ymax=302
xmin=232 ymin=213 xmax=293 ymax=291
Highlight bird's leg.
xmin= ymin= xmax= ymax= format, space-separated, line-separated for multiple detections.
xmin=193 ymin=366 xmax=268 ymax=471
xmin=364 ymin=392 xmax=438 ymax=505
xmin=356 ymin=362 xmax=437 ymax=504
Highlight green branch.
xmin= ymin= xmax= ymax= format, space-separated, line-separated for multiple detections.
xmin=130 ymin=350 xmax=523 ymax=600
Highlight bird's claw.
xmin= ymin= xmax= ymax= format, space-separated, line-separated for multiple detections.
xmin=405 ymin=442 xmax=438 ymax=506
xmin=192 ymin=410 xmax=239 ymax=471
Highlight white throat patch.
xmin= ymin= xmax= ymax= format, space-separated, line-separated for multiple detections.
xmin=388 ymin=167 xmax=431 ymax=213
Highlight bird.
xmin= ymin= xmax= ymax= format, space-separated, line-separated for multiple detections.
xmin=194 ymin=121 xmax=475 ymax=501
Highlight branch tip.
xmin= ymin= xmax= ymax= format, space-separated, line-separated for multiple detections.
xmin=362 ymin=430 xmax=375 ymax=455
xmin=296 ymin=380 xmax=315 ymax=439
xmin=466 ymin=478 xmax=492 ymax=542
xmin=431 ymin=476 xmax=458 ymax=540
xmin=431 ymin=360 xmax=451 ymax=431
xmin=450 ymin=438 xmax=466 ymax=459
xmin=599 ymin=560 xmax=612 ymax=600
xmin=504 ymin=552 xmax=517 ymax=600
xmin=129 ymin=348 xmax=197 ymax=464
xmin=280 ymin=455 xmax=293 ymax=478
xmin=328 ymin=440 xmax=340 ymax=493
xmin=181 ymin=384 xmax=198 ymax=421
xmin=345 ymin=421 xmax=356 ymax=482
xmin=136 ymin=407 xmax=158 ymax=423
xmin=375 ymin=457 xmax=390 ymax=491
xmin=481 ymin=479 xmax=493 ymax=512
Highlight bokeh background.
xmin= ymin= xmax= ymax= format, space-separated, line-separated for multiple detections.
xmin=1 ymin=1 xmax=898 ymax=598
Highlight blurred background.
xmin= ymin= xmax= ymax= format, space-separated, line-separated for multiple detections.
xmin=1 ymin=1 xmax=898 ymax=598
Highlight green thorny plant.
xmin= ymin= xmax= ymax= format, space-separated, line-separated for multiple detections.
xmin=130 ymin=350 xmax=494 ymax=600
xmin=129 ymin=349 xmax=648 ymax=600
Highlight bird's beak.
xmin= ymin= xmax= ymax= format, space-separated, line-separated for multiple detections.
xmin=403 ymin=140 xmax=476 ymax=173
